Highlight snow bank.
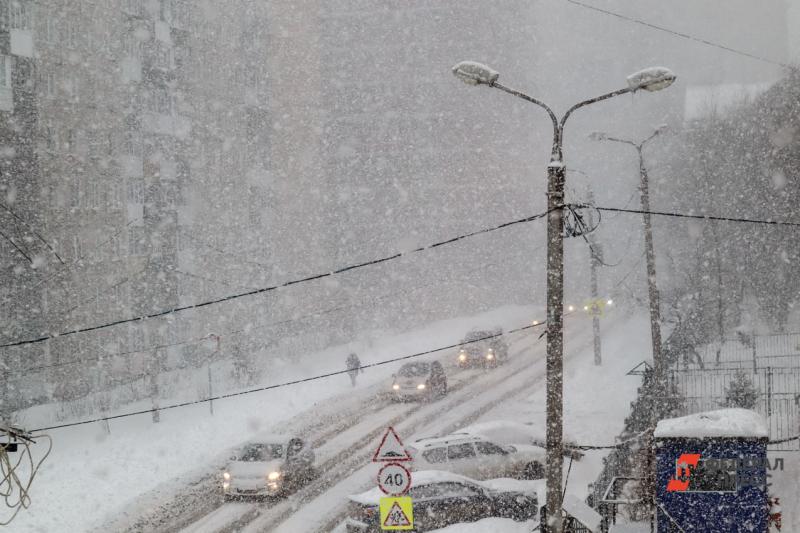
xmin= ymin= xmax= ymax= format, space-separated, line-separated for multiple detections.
xmin=654 ymin=408 xmax=769 ymax=439
xmin=431 ymin=517 xmax=538 ymax=532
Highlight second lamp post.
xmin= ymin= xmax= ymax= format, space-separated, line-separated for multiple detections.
xmin=590 ymin=126 xmax=668 ymax=381
xmin=452 ymin=61 xmax=675 ymax=533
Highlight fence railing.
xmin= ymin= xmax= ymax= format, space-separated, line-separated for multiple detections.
xmin=669 ymin=364 xmax=800 ymax=451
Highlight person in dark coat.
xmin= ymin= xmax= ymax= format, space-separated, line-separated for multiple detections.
xmin=346 ymin=352 xmax=362 ymax=387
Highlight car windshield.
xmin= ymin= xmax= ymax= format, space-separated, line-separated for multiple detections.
xmin=238 ymin=443 xmax=284 ymax=461
xmin=398 ymin=363 xmax=430 ymax=377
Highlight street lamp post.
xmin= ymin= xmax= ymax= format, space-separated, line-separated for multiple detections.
xmin=590 ymin=126 xmax=667 ymax=380
xmin=452 ymin=62 xmax=675 ymax=533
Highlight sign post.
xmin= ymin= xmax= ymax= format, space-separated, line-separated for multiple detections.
xmin=373 ymin=427 xmax=414 ymax=531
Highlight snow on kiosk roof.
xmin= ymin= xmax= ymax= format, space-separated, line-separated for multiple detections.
xmin=654 ymin=408 xmax=768 ymax=440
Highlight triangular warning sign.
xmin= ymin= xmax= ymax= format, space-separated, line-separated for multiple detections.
xmin=373 ymin=427 xmax=412 ymax=462
xmin=383 ymin=502 xmax=412 ymax=527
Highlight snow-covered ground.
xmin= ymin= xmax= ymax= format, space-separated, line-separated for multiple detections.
xmin=8 ymin=305 xmax=541 ymax=532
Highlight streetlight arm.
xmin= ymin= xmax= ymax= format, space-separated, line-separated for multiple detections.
xmin=559 ymin=86 xmax=635 ymax=145
xmin=491 ymin=81 xmax=560 ymax=158
xmin=600 ymin=136 xmax=639 ymax=148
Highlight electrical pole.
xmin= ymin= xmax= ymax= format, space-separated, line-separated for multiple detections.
xmin=452 ymin=62 xmax=675 ymax=533
xmin=637 ymin=145 xmax=664 ymax=379
xmin=591 ymin=126 xmax=667 ymax=380
xmin=587 ymin=190 xmax=602 ymax=366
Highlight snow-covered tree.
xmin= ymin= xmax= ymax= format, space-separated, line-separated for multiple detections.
xmin=723 ymin=370 xmax=760 ymax=409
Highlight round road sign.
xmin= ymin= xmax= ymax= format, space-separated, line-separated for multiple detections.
xmin=377 ymin=462 xmax=412 ymax=495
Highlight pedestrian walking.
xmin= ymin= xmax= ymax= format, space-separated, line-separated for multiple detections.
xmin=346 ymin=352 xmax=362 ymax=387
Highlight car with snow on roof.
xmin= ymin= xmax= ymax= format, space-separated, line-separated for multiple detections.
xmin=344 ymin=470 xmax=541 ymax=532
xmin=221 ymin=435 xmax=315 ymax=500
xmin=457 ymin=328 xmax=509 ymax=368
xmin=391 ymin=360 xmax=447 ymax=400
xmin=407 ymin=433 xmax=546 ymax=480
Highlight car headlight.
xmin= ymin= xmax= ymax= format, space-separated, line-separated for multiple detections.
xmin=486 ymin=352 xmax=494 ymax=360
xmin=223 ymin=472 xmax=231 ymax=481
xmin=268 ymin=471 xmax=281 ymax=481
xmin=458 ymin=353 xmax=467 ymax=362
xmin=223 ymin=481 xmax=230 ymax=490
xmin=392 ymin=383 xmax=400 ymax=390
xmin=417 ymin=383 xmax=426 ymax=390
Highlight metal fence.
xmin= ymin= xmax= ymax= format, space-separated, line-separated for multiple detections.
xmin=669 ymin=333 xmax=800 ymax=451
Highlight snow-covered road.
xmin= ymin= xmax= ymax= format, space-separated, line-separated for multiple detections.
xmin=163 ymin=312 xmax=627 ymax=533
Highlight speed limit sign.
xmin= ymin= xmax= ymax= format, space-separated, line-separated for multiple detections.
xmin=377 ymin=462 xmax=412 ymax=495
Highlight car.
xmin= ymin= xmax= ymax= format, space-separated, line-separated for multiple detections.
xmin=457 ymin=328 xmax=509 ymax=368
xmin=344 ymin=470 xmax=540 ymax=532
xmin=406 ymin=433 xmax=546 ymax=480
xmin=391 ymin=361 xmax=447 ymax=400
xmin=221 ymin=435 xmax=315 ymax=499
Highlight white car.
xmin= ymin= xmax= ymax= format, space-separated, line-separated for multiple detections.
xmin=406 ymin=433 xmax=546 ymax=480
xmin=222 ymin=435 xmax=315 ymax=499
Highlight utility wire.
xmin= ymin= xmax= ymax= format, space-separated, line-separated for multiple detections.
xmin=0 ymin=202 xmax=64 ymax=264
xmin=563 ymin=0 xmax=794 ymax=70
xmin=30 ymin=322 xmax=546 ymax=432
xmin=9 ymin=255 xmax=525 ymax=376
xmin=592 ymin=205 xmax=800 ymax=228
xmin=1 ymin=208 xmax=555 ymax=350
xmin=0 ymin=228 xmax=32 ymax=264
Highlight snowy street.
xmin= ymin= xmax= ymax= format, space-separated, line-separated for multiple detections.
xmin=82 ymin=311 xmax=644 ymax=533
xmin=2 ymin=2 xmax=799 ymax=532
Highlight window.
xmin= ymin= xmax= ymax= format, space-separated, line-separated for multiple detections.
xmin=40 ymin=69 xmax=55 ymax=97
xmin=422 ymin=447 xmax=446 ymax=464
xmin=433 ymin=482 xmax=480 ymax=498
xmin=122 ymin=0 xmax=143 ymax=17
xmin=123 ymin=34 xmax=142 ymax=59
xmin=0 ymin=55 xmax=10 ymax=89
xmin=476 ymin=442 xmax=507 ymax=456
xmin=447 ymin=443 xmax=476 ymax=461
xmin=65 ymin=129 xmax=76 ymax=152
xmin=127 ymin=180 xmax=144 ymax=204
xmin=408 ymin=485 xmax=445 ymax=499
xmin=9 ymin=0 xmax=32 ymax=30
xmin=65 ymin=21 xmax=79 ymax=48
xmin=149 ymin=86 xmax=171 ymax=114
xmin=42 ymin=17 xmax=57 ymax=43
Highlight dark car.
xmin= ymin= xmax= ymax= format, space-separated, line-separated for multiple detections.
xmin=391 ymin=361 xmax=447 ymax=400
xmin=457 ymin=328 xmax=509 ymax=368
xmin=345 ymin=470 xmax=539 ymax=532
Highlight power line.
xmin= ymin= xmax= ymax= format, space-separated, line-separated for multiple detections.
xmin=592 ymin=205 xmax=800 ymax=228
xmin=8 ymin=255 xmax=526 ymax=376
xmin=0 ymin=228 xmax=32 ymax=264
xmin=0 ymin=208 xmax=554 ymax=350
xmin=30 ymin=322 xmax=546 ymax=432
xmin=563 ymin=0 xmax=794 ymax=70
xmin=0 ymin=201 xmax=64 ymax=265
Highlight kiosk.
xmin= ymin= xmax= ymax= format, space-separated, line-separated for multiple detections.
xmin=654 ymin=408 xmax=769 ymax=532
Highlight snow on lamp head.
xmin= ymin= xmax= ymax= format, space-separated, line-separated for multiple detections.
xmin=451 ymin=61 xmax=500 ymax=86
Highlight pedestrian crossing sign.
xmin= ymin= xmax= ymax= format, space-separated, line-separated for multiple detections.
xmin=380 ymin=496 xmax=413 ymax=530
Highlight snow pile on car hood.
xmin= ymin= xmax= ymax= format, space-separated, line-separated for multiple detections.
xmin=654 ymin=408 xmax=768 ymax=439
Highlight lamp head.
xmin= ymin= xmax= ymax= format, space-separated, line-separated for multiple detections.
xmin=626 ymin=67 xmax=676 ymax=92
xmin=452 ymin=61 xmax=500 ymax=86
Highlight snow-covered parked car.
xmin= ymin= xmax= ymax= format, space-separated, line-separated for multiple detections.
xmin=460 ymin=420 xmax=585 ymax=460
xmin=345 ymin=470 xmax=540 ymax=533
xmin=221 ymin=435 xmax=315 ymax=499
xmin=407 ymin=433 xmax=546 ymax=480
xmin=391 ymin=360 xmax=447 ymax=400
